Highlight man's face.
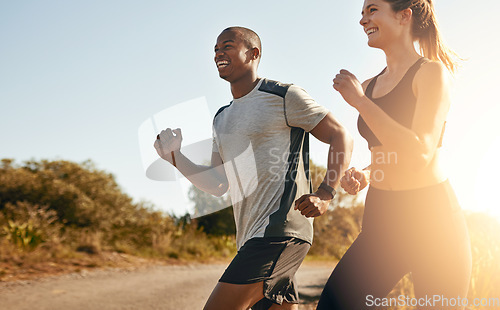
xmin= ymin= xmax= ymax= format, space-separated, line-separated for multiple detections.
xmin=214 ymin=30 xmax=254 ymax=82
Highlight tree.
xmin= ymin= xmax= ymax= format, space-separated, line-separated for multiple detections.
xmin=188 ymin=185 xmax=235 ymax=236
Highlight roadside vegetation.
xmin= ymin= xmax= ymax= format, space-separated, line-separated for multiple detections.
xmin=0 ymin=158 xmax=498 ymax=305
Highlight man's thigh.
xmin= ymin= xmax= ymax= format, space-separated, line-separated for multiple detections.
xmin=209 ymin=237 xmax=309 ymax=310
xmin=203 ymin=281 xmax=264 ymax=310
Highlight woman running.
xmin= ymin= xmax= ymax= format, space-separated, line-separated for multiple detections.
xmin=317 ymin=0 xmax=472 ymax=309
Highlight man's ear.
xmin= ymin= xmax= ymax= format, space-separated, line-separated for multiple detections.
xmin=399 ymin=8 xmax=413 ymax=25
xmin=251 ymin=47 xmax=260 ymax=60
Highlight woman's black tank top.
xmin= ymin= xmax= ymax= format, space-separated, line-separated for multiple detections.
xmin=357 ymin=57 xmax=445 ymax=149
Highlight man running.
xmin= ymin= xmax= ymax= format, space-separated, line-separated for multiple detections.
xmin=154 ymin=26 xmax=353 ymax=310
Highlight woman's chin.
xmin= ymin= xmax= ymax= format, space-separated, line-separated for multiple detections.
xmin=367 ymin=40 xmax=379 ymax=48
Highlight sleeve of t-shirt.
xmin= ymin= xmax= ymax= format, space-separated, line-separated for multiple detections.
xmin=284 ymin=84 xmax=329 ymax=132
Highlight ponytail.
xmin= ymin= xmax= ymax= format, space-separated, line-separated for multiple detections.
xmin=386 ymin=0 xmax=460 ymax=73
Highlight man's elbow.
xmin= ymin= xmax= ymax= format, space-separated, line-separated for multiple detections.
xmin=333 ymin=126 xmax=354 ymax=150
xmin=345 ymin=131 xmax=354 ymax=151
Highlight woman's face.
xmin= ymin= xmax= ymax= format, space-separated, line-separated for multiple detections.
xmin=359 ymin=0 xmax=405 ymax=49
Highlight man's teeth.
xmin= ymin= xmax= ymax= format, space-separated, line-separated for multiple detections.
xmin=366 ymin=28 xmax=378 ymax=35
xmin=217 ymin=60 xmax=229 ymax=67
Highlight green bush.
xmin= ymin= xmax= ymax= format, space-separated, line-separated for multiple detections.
xmin=1 ymin=155 xmax=498 ymax=303
xmin=2 ymin=220 xmax=44 ymax=250
xmin=0 ymin=201 xmax=61 ymax=250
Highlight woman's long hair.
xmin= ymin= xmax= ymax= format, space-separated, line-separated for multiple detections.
xmin=385 ymin=0 xmax=459 ymax=73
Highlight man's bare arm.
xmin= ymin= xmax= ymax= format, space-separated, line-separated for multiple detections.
xmin=295 ymin=113 xmax=353 ymax=217
xmin=154 ymin=128 xmax=228 ymax=197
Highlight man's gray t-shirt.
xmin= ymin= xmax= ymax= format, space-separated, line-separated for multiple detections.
xmin=212 ymin=78 xmax=329 ymax=249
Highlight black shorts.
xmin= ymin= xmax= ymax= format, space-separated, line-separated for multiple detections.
xmin=219 ymin=236 xmax=310 ymax=308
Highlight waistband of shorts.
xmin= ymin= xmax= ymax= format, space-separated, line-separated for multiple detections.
xmin=368 ymin=179 xmax=451 ymax=196
xmin=365 ymin=179 xmax=460 ymax=214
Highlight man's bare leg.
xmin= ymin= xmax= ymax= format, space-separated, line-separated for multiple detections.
xmin=203 ymin=281 xmax=264 ymax=310
xmin=203 ymin=281 xmax=300 ymax=310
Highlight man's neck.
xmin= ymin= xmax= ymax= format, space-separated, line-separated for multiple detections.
xmin=230 ymin=73 xmax=260 ymax=99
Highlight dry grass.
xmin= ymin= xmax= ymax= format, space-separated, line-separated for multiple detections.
xmin=1 ymin=159 xmax=498 ymax=308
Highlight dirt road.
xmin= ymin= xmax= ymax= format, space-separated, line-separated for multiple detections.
xmin=0 ymin=262 xmax=334 ymax=310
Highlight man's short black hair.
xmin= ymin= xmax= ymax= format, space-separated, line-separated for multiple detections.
xmin=222 ymin=26 xmax=262 ymax=58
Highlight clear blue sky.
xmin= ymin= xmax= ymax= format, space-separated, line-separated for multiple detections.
xmin=1 ymin=0 xmax=499 ymax=218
